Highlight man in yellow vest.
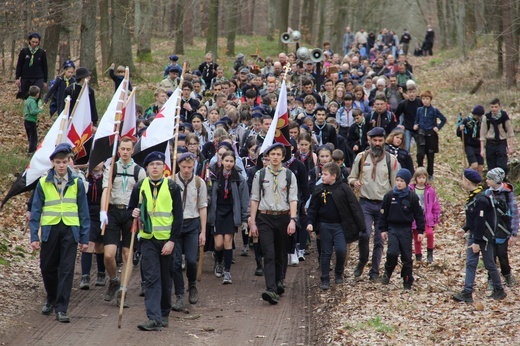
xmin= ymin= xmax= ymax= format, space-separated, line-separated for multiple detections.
xmin=129 ymin=151 xmax=183 ymax=331
xmin=30 ymin=143 xmax=90 ymax=323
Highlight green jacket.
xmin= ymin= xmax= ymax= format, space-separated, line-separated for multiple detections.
xmin=24 ymin=96 xmax=42 ymax=122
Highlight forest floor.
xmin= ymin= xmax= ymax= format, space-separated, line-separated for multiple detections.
xmin=0 ymin=37 xmax=520 ymax=345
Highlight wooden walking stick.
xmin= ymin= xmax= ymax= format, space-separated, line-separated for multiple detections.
xmin=118 ymin=216 xmax=138 ymax=328
xmin=197 ymin=245 xmax=204 ymax=282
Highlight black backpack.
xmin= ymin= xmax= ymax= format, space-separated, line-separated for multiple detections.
xmin=258 ymin=167 xmax=292 ymax=205
xmin=485 ymin=192 xmax=512 ymax=241
xmin=112 ymin=164 xmax=142 ymax=183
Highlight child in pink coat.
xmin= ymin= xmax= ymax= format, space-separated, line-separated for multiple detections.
xmin=410 ymin=167 xmax=441 ymax=263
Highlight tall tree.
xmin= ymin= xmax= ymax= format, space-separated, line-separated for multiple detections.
xmin=317 ymin=0 xmax=325 ymax=47
xmin=267 ymin=0 xmax=276 ymax=41
xmin=276 ymin=0 xmax=289 ymax=51
xmin=175 ymin=0 xmax=185 ymax=54
xmin=226 ymin=0 xmax=239 ymax=56
xmin=110 ymin=0 xmax=136 ymax=72
xmin=43 ymin=0 xmax=64 ymax=81
xmin=502 ymin=0 xmax=516 ymax=87
xmin=80 ymin=0 xmax=98 ymax=85
xmin=136 ymin=0 xmax=153 ymax=61
xmin=206 ymin=0 xmax=219 ymax=59
xmin=99 ymin=0 xmax=110 ymax=69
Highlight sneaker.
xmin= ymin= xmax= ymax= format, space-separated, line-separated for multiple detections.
xmin=79 ymin=275 xmax=90 ymax=290
xmin=133 ymin=251 xmax=141 ymax=267
xmin=261 ymin=291 xmax=279 ymax=305
xmin=137 ymin=319 xmax=163 ymax=331
xmin=277 ymin=281 xmax=285 ymax=295
xmin=452 ymin=290 xmax=474 ymax=303
xmin=116 ymin=290 xmax=129 ymax=308
xmin=214 ymin=262 xmax=223 ymax=278
xmin=139 ymin=282 xmax=146 ymax=297
xmin=188 ymin=284 xmax=199 ymax=304
xmin=403 ymin=283 xmax=412 ymax=290
xmin=335 ymin=277 xmax=344 ymax=285
xmin=297 ymin=249 xmax=305 ymax=261
xmin=161 ymin=316 xmax=169 ymax=328
xmin=171 ymin=294 xmax=184 ymax=312
xmin=290 ymin=252 xmax=299 ymax=266
xmin=55 ymin=311 xmax=70 ymax=323
xmin=487 ymin=280 xmax=493 ymax=291
xmin=504 ymin=274 xmax=516 ymax=287
xmin=240 ymin=246 xmax=249 ymax=257
xmin=369 ymin=275 xmax=380 ymax=282
xmin=223 ymin=271 xmax=232 ymax=284
xmin=41 ymin=302 xmax=54 ymax=315
xmin=320 ymin=281 xmax=330 ymax=290
xmin=381 ymin=272 xmax=390 ymax=285
xmin=95 ymin=272 xmax=106 ymax=286
xmin=104 ymin=278 xmax=120 ymax=301
xmin=427 ymin=249 xmax=433 ymax=264
xmin=488 ymin=288 xmax=507 ymax=300
xmin=254 ymin=267 xmax=264 ymax=276
xmin=415 ymin=254 xmax=423 ymax=262
xmin=354 ymin=262 xmax=366 ymax=278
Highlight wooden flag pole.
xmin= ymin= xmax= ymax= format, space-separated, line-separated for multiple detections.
xmin=170 ymin=62 xmax=188 ymax=178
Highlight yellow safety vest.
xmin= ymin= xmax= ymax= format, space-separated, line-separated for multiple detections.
xmin=40 ymin=176 xmax=80 ymax=226
xmin=139 ymin=178 xmax=173 ymax=240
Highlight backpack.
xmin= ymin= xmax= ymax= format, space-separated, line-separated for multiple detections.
xmin=369 ymin=110 xmax=393 ymax=125
xmin=258 ymin=167 xmax=292 ymax=205
xmin=173 ymin=174 xmax=203 ymax=201
xmin=112 ymin=164 xmax=142 ymax=183
xmin=485 ymin=193 xmax=512 ymax=241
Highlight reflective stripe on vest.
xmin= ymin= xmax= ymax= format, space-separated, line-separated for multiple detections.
xmin=40 ymin=176 xmax=80 ymax=226
xmin=139 ymin=178 xmax=173 ymax=240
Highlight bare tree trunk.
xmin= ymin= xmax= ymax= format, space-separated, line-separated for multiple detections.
xmin=465 ymin=0 xmax=477 ymax=49
xmin=226 ymin=1 xmax=238 ymax=56
xmin=110 ymin=0 xmax=136 ymax=72
xmin=136 ymin=0 xmax=153 ymax=61
xmin=175 ymin=0 xmax=185 ymax=54
xmin=277 ymin=0 xmax=290 ymax=51
xmin=80 ymin=0 xmax=98 ymax=85
xmin=301 ymin=0 xmax=315 ymax=42
xmin=317 ymin=0 xmax=325 ymax=47
xmin=185 ymin=0 xmax=194 ymax=46
xmin=43 ymin=0 xmax=64 ymax=82
xmin=206 ymin=0 xmax=219 ymax=59
xmin=99 ymin=0 xmax=111 ymax=70
xmin=267 ymin=0 xmax=276 ymax=41
xmin=502 ymin=0 xmax=516 ymax=87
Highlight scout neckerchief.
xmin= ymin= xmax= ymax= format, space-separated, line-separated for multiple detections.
xmin=118 ymin=159 xmax=134 ymax=192
xmin=54 ymin=172 xmax=68 ymax=200
xmin=89 ymin=171 xmax=103 ymax=203
xmin=178 ymin=173 xmax=194 ymax=210
xmin=150 ymin=178 xmax=164 ymax=214
xmin=268 ymin=166 xmax=282 ymax=204
xmin=315 ymin=122 xmax=326 ymax=145
xmin=29 ymin=46 xmax=39 ymax=67
xmin=466 ymin=184 xmax=483 ymax=204
xmin=223 ymin=170 xmax=231 ymax=199
xmin=369 ymin=149 xmax=385 ymax=181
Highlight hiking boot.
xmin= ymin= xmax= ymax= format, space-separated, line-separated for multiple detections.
xmin=452 ymin=290 xmax=473 ymax=303
xmin=354 ymin=262 xmax=366 ymax=278
xmin=289 ymin=252 xmax=299 ymax=266
xmin=116 ymin=290 xmax=129 ymax=308
xmin=139 ymin=282 xmax=146 ymax=297
xmin=488 ymin=288 xmax=507 ymax=300
xmin=171 ymin=294 xmax=184 ymax=312
xmin=504 ymin=274 xmax=516 ymax=287
xmin=403 ymin=282 xmax=412 ymax=290
xmin=188 ymin=283 xmax=199 ymax=304
xmin=223 ymin=271 xmax=232 ymax=284
xmin=335 ymin=277 xmax=344 ymax=285
xmin=487 ymin=280 xmax=493 ymax=291
xmin=55 ymin=312 xmax=70 ymax=323
xmin=381 ymin=272 xmax=390 ymax=285
xmin=277 ymin=281 xmax=285 ymax=295
xmin=415 ymin=254 xmax=423 ymax=262
xmin=41 ymin=302 xmax=54 ymax=315
xmin=79 ymin=275 xmax=90 ymax=290
xmin=427 ymin=249 xmax=434 ymax=264
xmin=104 ymin=278 xmax=120 ymax=301
xmin=298 ymin=249 xmax=306 ymax=261
xmin=133 ymin=251 xmax=141 ymax=267
xmin=261 ymin=291 xmax=279 ymax=305
xmin=95 ymin=272 xmax=106 ymax=286
xmin=255 ymin=266 xmax=264 ymax=276
xmin=161 ymin=316 xmax=169 ymax=328
xmin=369 ymin=275 xmax=380 ymax=282
xmin=320 ymin=281 xmax=330 ymax=290
xmin=214 ymin=262 xmax=223 ymax=278
xmin=137 ymin=319 xmax=163 ymax=331
xmin=240 ymin=246 xmax=249 ymax=257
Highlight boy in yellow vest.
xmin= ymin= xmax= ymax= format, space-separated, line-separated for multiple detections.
xmin=129 ymin=151 xmax=183 ymax=331
xmin=30 ymin=143 xmax=90 ymax=323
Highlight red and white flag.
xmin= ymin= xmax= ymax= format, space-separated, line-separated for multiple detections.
xmin=66 ymin=80 xmax=93 ymax=160
xmin=259 ymin=80 xmax=291 ymax=154
xmin=163 ymin=142 xmax=172 ymax=178
xmin=120 ymin=89 xmax=137 ymax=140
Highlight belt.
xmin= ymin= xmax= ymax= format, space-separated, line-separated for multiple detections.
xmin=259 ymin=210 xmax=289 ymax=215
xmin=360 ymin=198 xmax=382 ymax=204
xmin=109 ymin=204 xmax=127 ymax=210
xmin=183 ymin=217 xmax=199 ymax=223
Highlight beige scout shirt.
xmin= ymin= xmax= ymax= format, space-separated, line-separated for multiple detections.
xmin=102 ymin=161 xmax=146 ymax=205
xmin=174 ymin=173 xmax=208 ymax=219
xmin=348 ymin=151 xmax=400 ymax=201
xmin=480 ymin=115 xmax=514 ymax=142
xmin=250 ymin=167 xmax=298 ymax=211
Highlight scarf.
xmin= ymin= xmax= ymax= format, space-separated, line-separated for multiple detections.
xmin=118 ymin=159 xmax=134 ymax=192
xmin=387 ymin=144 xmax=399 ymax=156
xmin=315 ymin=122 xmax=326 ymax=145
xmin=284 ymin=155 xmax=296 ymax=168
xmin=178 ymin=174 xmax=194 ymax=209
xmin=466 ymin=185 xmax=483 ymax=203
xmin=89 ymin=172 xmax=102 ymax=203
xmin=297 ymin=150 xmax=310 ymax=162
xmin=393 ymin=186 xmax=410 ymax=199
xmin=223 ymin=171 xmax=231 ymax=199
xmin=369 ymin=149 xmax=385 ymax=181
xmin=268 ymin=166 xmax=282 ymax=204
xmin=29 ymin=46 xmax=39 ymax=67
xmin=64 ymin=77 xmax=70 ymax=88
xmin=150 ymin=178 xmax=164 ymax=214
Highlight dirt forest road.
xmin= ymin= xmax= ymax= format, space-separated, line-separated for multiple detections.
xmin=3 ymin=246 xmax=317 ymax=346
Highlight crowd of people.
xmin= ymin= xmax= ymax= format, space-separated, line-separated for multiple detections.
xmin=16 ymin=24 xmax=517 ymax=332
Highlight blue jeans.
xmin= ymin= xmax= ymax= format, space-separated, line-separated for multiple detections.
xmin=404 ymin=129 xmax=415 ymax=152
xmin=463 ymin=238 xmax=503 ymax=293
xmin=172 ymin=218 xmax=200 ymax=295
xmin=359 ymin=199 xmax=383 ymax=277
xmin=319 ymin=222 xmax=346 ymax=283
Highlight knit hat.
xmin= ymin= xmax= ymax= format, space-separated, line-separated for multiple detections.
xmin=143 ymin=151 xmax=166 ymax=167
xmin=396 ymin=168 xmax=412 ymax=185
xmin=464 ymin=169 xmax=482 ymax=184
xmin=472 ymin=105 xmax=485 ymax=116
xmin=486 ymin=167 xmax=505 ymax=184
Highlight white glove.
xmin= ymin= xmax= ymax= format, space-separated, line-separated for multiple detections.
xmin=241 ymin=222 xmax=249 ymax=234
xmin=100 ymin=211 xmax=108 ymax=229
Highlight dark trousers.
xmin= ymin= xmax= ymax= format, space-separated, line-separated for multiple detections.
xmin=40 ymin=222 xmax=78 ymax=313
xmin=384 ymin=225 xmax=413 ymax=284
xmin=172 ymin=218 xmax=200 ymax=295
xmin=464 ymin=238 xmax=502 ymax=293
xmin=485 ymin=140 xmax=508 ymax=174
xmin=490 ymin=241 xmax=511 ymax=277
xmin=359 ymin=199 xmax=383 ymax=277
xmin=257 ymin=213 xmax=289 ymax=292
xmin=141 ymin=238 xmax=173 ymax=321
xmin=319 ymin=222 xmax=347 ymax=283
xmin=24 ymin=120 xmax=38 ymax=153
xmin=20 ymin=77 xmax=44 ymax=100
xmin=416 ymin=145 xmax=435 ymax=177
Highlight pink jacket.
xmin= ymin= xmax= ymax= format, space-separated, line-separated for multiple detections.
xmin=410 ymin=183 xmax=441 ymax=228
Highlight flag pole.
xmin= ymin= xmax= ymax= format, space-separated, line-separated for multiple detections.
xmin=101 ymin=67 xmax=130 ymax=235
xmin=170 ymin=62 xmax=188 ymax=178
xmin=55 ymin=97 xmax=71 ymax=145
